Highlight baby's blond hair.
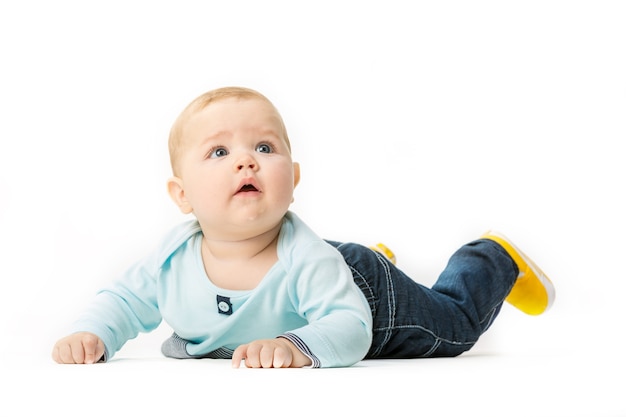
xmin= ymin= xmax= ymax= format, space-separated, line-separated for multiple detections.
xmin=168 ymin=86 xmax=291 ymax=176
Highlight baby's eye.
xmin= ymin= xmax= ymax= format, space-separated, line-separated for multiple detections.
xmin=256 ymin=143 xmax=274 ymax=154
xmin=209 ymin=147 xmax=228 ymax=158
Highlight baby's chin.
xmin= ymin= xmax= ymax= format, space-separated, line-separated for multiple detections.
xmin=201 ymin=211 xmax=286 ymax=239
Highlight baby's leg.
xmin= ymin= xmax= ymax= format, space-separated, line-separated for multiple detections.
xmin=327 ymin=239 xmax=517 ymax=359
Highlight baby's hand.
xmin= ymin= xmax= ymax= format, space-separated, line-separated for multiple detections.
xmin=232 ymin=338 xmax=312 ymax=368
xmin=52 ymin=332 xmax=105 ymax=364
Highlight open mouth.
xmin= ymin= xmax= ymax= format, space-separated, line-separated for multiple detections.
xmin=238 ymin=184 xmax=259 ymax=193
xmin=235 ymin=177 xmax=261 ymax=195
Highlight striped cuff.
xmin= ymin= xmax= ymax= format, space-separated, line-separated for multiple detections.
xmin=278 ymin=332 xmax=321 ymax=368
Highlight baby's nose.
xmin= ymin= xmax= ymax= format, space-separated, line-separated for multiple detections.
xmin=234 ymin=154 xmax=257 ymax=171
xmin=237 ymin=162 xmax=256 ymax=170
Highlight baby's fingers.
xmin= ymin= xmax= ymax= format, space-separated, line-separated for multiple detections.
xmin=81 ymin=334 xmax=105 ymax=364
xmin=52 ymin=332 xmax=104 ymax=364
xmin=232 ymin=340 xmax=293 ymax=368
xmin=271 ymin=346 xmax=291 ymax=368
xmin=231 ymin=344 xmax=248 ymax=368
xmin=231 ymin=342 xmax=266 ymax=368
xmin=53 ymin=342 xmax=75 ymax=364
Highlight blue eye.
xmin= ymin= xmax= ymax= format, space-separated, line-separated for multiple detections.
xmin=256 ymin=143 xmax=273 ymax=153
xmin=209 ymin=147 xmax=228 ymax=158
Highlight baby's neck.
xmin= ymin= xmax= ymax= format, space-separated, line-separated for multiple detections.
xmin=201 ymin=223 xmax=280 ymax=261
xmin=200 ymin=225 xmax=281 ymax=291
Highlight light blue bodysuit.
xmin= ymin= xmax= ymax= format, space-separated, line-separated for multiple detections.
xmin=71 ymin=211 xmax=373 ymax=367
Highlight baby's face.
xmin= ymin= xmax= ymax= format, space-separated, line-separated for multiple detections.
xmin=173 ymin=97 xmax=299 ymax=240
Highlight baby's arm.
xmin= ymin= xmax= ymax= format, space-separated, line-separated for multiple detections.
xmin=52 ymin=332 xmax=105 ymax=364
xmin=231 ymin=338 xmax=312 ymax=368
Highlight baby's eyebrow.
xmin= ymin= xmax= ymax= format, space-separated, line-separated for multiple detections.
xmin=197 ymin=126 xmax=284 ymax=148
xmin=250 ymin=125 xmax=281 ymax=137
xmin=200 ymin=130 xmax=231 ymax=145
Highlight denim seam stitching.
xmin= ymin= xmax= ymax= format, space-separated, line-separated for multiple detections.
xmin=372 ymin=250 xmax=395 ymax=357
xmin=348 ymin=266 xmax=376 ymax=317
xmin=372 ymin=324 xmax=477 ymax=347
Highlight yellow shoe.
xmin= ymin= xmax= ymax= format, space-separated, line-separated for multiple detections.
xmin=482 ymin=231 xmax=555 ymax=315
xmin=370 ymin=243 xmax=396 ymax=265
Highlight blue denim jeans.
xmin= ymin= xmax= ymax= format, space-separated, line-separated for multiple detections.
xmin=326 ymin=239 xmax=518 ymax=359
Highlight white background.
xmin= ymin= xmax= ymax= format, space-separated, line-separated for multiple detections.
xmin=1 ymin=1 xmax=624 ymax=415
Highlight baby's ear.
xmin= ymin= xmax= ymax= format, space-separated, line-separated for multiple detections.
xmin=167 ymin=177 xmax=193 ymax=214
xmin=293 ymin=162 xmax=301 ymax=188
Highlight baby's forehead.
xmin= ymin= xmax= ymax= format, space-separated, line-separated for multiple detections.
xmin=187 ymin=97 xmax=290 ymax=146
xmin=195 ymin=96 xmax=277 ymax=118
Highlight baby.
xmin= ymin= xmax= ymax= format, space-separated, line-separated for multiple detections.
xmin=52 ymin=86 xmax=554 ymax=368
